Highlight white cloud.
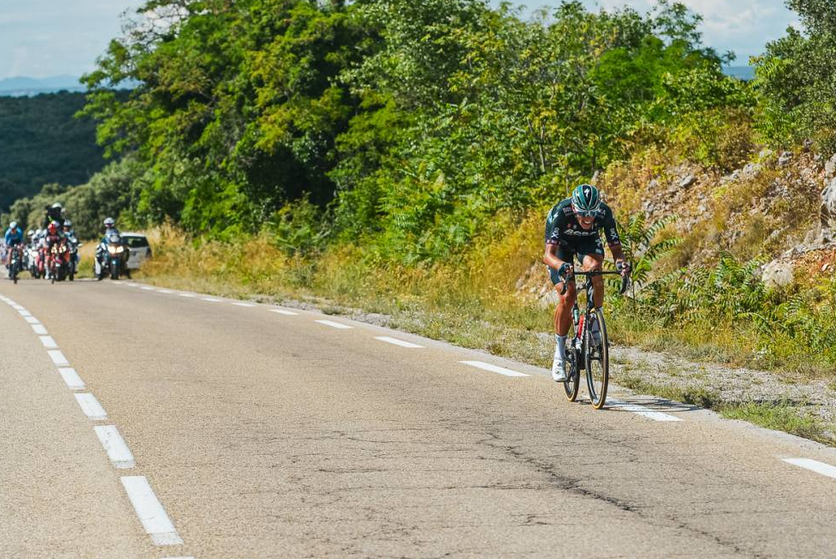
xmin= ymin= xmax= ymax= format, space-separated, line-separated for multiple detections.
xmin=508 ymin=0 xmax=798 ymax=62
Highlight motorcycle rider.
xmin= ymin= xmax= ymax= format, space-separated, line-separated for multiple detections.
xmin=4 ymin=221 xmax=24 ymax=269
xmin=96 ymin=217 xmax=130 ymax=277
xmin=43 ymin=222 xmax=64 ymax=278
xmin=62 ymin=220 xmax=80 ymax=273
xmin=45 ymin=202 xmax=65 ymax=229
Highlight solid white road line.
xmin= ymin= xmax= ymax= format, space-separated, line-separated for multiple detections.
xmin=232 ymin=302 xmax=256 ymax=307
xmin=202 ymin=297 xmax=222 ymax=302
xmin=39 ymin=335 xmax=58 ymax=349
xmin=24 ymin=316 xmax=40 ymax=324
xmin=315 ymin=319 xmax=353 ymax=330
xmin=783 ymin=458 xmax=836 ymax=480
xmin=178 ymin=293 xmax=196 ymax=298
xmin=607 ymin=399 xmax=684 ymax=422
xmin=75 ymin=393 xmax=108 ymax=420
xmin=121 ymin=476 xmax=184 ymax=546
xmin=270 ymin=309 xmax=299 ymax=316
xmin=31 ymin=324 xmax=48 ymax=335
xmin=459 ymin=360 xmax=529 ymax=377
xmin=94 ymin=425 xmax=136 ymax=469
xmin=58 ymin=367 xmax=85 ymax=390
xmin=375 ymin=336 xmax=425 ymax=349
xmin=47 ymin=350 xmax=69 ymax=366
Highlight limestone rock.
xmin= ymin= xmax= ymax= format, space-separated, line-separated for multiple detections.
xmin=678 ymin=174 xmax=696 ymax=188
xmin=825 ymin=154 xmax=836 ymax=178
xmin=762 ymin=260 xmax=794 ymax=289
xmin=778 ymin=151 xmax=793 ymax=166
xmin=821 ymin=177 xmax=836 ymax=242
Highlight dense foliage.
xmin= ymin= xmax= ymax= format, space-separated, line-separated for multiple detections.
xmin=0 ymin=92 xmax=106 ymax=212
xmin=69 ymin=0 xmax=748 ymax=262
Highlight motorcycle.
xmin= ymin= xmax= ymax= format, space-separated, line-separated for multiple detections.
xmin=66 ymin=236 xmax=80 ymax=281
xmin=48 ymin=239 xmax=71 ymax=283
xmin=97 ymin=234 xmax=128 ymax=280
xmin=9 ymin=245 xmax=23 ymax=284
xmin=27 ymin=245 xmax=41 ymax=279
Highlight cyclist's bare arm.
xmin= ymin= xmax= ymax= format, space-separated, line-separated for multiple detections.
xmin=543 ymin=243 xmax=566 ymax=273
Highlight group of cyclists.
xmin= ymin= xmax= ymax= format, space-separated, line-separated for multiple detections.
xmin=2 ymin=202 xmax=128 ymax=281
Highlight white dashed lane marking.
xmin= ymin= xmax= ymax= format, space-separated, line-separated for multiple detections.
xmin=95 ymin=425 xmax=136 ymax=469
xmin=608 ymin=400 xmax=684 ymax=422
xmin=459 ymin=361 xmax=528 ymax=377
xmin=783 ymin=458 xmax=836 ymax=480
xmin=121 ymin=476 xmax=184 ymax=546
xmin=202 ymin=298 xmax=222 ymax=302
xmin=375 ymin=336 xmax=424 ymax=349
xmin=157 ymin=289 xmax=174 ymax=294
xmin=24 ymin=316 xmax=40 ymax=324
xmin=178 ymin=293 xmax=196 ymax=298
xmin=315 ymin=319 xmax=353 ymax=330
xmin=17 ymin=309 xmax=32 ymax=317
xmin=232 ymin=302 xmax=256 ymax=307
xmin=270 ymin=309 xmax=299 ymax=316
xmin=74 ymin=393 xmax=108 ymax=420
xmin=47 ymin=350 xmax=69 ymax=366
xmin=141 ymin=287 xmax=155 ymax=291
xmin=31 ymin=324 xmax=48 ymax=335
xmin=39 ymin=335 xmax=58 ymax=349
xmin=58 ymin=367 xmax=85 ymax=390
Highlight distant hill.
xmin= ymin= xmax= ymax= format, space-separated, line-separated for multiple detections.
xmin=0 ymin=91 xmax=106 ymax=211
xmin=722 ymin=66 xmax=755 ymax=81
xmin=0 ymin=76 xmax=85 ymax=97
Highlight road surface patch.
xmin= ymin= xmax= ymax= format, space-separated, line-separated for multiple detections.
xmin=58 ymin=367 xmax=85 ymax=390
xmin=315 ymin=319 xmax=353 ymax=329
xmin=270 ymin=309 xmax=299 ymax=316
xmin=74 ymin=393 xmax=108 ymax=420
xmin=375 ymin=336 xmax=424 ymax=349
xmin=38 ymin=335 xmax=58 ymax=349
xmin=607 ymin=399 xmax=684 ymax=422
xmin=121 ymin=476 xmax=184 ymax=545
xmin=459 ymin=360 xmax=529 ymax=377
xmin=47 ymin=349 xmax=69 ymax=366
xmin=95 ymin=426 xmax=136 ymax=469
xmin=783 ymin=458 xmax=836 ymax=480
xmin=31 ymin=324 xmax=48 ymax=335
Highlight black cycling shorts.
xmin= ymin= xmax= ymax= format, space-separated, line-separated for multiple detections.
xmin=548 ymin=237 xmax=605 ymax=285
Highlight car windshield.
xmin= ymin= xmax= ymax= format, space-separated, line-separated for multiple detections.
xmin=108 ymin=234 xmax=122 ymax=244
xmin=124 ymin=236 xmax=149 ymax=248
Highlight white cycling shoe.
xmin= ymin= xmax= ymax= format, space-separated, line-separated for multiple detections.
xmin=551 ymin=354 xmax=568 ymax=382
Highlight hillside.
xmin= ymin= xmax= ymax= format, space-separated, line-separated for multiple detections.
xmin=0 ymin=92 xmax=105 ymax=211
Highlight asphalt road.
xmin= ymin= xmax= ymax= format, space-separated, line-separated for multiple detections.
xmin=3 ymin=276 xmax=836 ymax=558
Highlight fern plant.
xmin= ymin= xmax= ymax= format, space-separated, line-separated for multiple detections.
xmin=615 ymin=213 xmax=682 ymax=286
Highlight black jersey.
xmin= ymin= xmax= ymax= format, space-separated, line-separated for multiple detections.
xmin=545 ymin=198 xmax=620 ymax=247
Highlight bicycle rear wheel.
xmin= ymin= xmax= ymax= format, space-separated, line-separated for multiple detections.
xmin=563 ymin=322 xmax=581 ymax=402
xmin=585 ymin=308 xmax=609 ymax=409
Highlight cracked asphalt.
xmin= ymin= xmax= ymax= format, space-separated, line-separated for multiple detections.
xmin=3 ymin=278 xmax=836 ymax=558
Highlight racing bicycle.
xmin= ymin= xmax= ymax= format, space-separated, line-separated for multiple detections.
xmin=561 ymin=269 xmax=628 ymax=410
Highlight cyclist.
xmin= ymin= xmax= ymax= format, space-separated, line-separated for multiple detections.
xmin=543 ymin=184 xmax=630 ymax=382
xmin=4 ymin=221 xmax=24 ymax=269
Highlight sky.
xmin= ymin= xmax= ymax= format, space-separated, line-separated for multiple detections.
xmin=0 ymin=0 xmax=799 ymax=79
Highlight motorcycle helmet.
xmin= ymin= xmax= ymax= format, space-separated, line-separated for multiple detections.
xmin=51 ymin=202 xmax=63 ymax=210
xmin=104 ymin=217 xmax=115 ymax=228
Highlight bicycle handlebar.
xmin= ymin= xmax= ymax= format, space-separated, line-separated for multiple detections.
xmin=558 ymin=269 xmax=631 ymax=295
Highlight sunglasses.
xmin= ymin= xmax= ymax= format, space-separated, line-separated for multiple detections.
xmin=573 ymin=207 xmax=598 ymax=218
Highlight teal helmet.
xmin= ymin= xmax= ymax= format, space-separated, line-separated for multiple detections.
xmin=571 ymin=184 xmax=601 ymax=216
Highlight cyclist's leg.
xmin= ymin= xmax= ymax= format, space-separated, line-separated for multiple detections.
xmin=578 ymin=238 xmax=605 ymax=308
xmin=549 ymin=247 xmax=577 ymax=336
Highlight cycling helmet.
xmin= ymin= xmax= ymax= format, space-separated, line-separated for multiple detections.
xmin=9 ymin=221 xmax=17 ymax=229
xmin=47 ymin=223 xmax=57 ymax=234
xmin=63 ymin=219 xmax=72 ymax=227
xmin=27 ymin=230 xmax=34 ymax=236
xmin=571 ymin=184 xmax=601 ymax=217
xmin=104 ymin=217 xmax=115 ymax=227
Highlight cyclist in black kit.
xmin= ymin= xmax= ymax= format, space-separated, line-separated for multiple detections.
xmin=543 ymin=184 xmax=630 ymax=381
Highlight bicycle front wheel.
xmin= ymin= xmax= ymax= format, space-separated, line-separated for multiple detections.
xmin=584 ymin=308 xmax=609 ymax=409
